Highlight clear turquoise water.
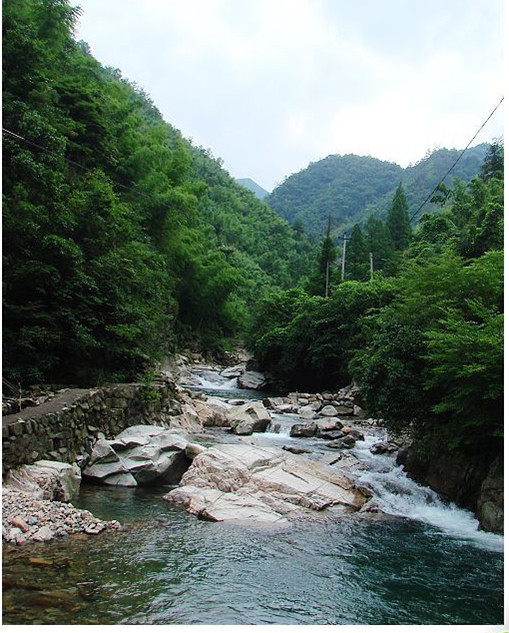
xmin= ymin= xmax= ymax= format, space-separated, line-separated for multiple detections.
xmin=2 ymin=374 xmax=505 ymax=625
xmin=2 ymin=483 xmax=504 ymax=625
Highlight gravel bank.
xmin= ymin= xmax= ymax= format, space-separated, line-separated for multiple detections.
xmin=2 ymin=487 xmax=121 ymax=546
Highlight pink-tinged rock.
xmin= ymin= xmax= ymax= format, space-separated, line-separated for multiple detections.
xmin=164 ymin=443 xmax=371 ymax=525
xmin=32 ymin=526 xmax=54 ymax=542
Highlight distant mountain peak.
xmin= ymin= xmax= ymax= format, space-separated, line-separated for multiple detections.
xmin=266 ymin=145 xmax=488 ymax=238
xmin=236 ymin=178 xmax=269 ymax=199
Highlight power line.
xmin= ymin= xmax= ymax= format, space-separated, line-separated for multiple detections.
xmin=2 ymin=126 xmax=139 ymax=194
xmin=409 ymin=95 xmax=504 ymax=222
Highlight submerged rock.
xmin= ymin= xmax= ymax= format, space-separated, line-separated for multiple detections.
xmin=164 ymin=443 xmax=372 ymax=524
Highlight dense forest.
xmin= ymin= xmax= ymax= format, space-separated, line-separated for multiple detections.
xmin=267 ymin=145 xmax=488 ymax=238
xmin=2 ymin=0 xmax=314 ymax=386
xmin=250 ymin=141 xmax=503 ymax=457
xmin=2 ymin=0 xmax=503 ymax=468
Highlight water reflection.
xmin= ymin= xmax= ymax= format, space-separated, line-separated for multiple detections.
xmin=2 ymin=492 xmax=504 ymax=625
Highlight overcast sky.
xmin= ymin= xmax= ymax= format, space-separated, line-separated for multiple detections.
xmin=74 ymin=0 xmax=504 ymax=192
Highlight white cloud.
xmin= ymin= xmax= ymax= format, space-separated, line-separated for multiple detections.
xmin=75 ymin=0 xmax=505 ymax=190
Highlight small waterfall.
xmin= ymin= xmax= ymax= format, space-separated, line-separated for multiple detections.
xmin=265 ymin=412 xmax=300 ymax=437
xmin=352 ymin=435 xmax=504 ymax=552
xmin=195 ymin=373 xmax=239 ymax=390
xmin=183 ymin=368 xmax=239 ymax=391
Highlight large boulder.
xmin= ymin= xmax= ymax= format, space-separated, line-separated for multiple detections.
xmin=82 ymin=439 xmax=138 ymax=487
xmin=315 ymin=418 xmax=344 ymax=433
xmin=164 ymin=443 xmax=371 ymax=525
xmin=220 ymin=364 xmax=245 ymax=379
xmin=167 ymin=403 xmax=203 ymax=432
xmin=192 ymin=398 xmax=230 ymax=427
xmin=316 ymin=429 xmax=345 ymax=441
xmin=289 ymin=422 xmax=317 ymax=438
xmin=319 ymin=404 xmax=340 ymax=417
xmin=5 ymin=460 xmax=81 ymax=501
xmin=237 ymin=370 xmax=267 ymax=390
xmin=82 ymin=426 xmax=203 ymax=486
xmin=297 ymin=405 xmax=318 ymax=419
xmin=226 ymin=402 xmax=271 ymax=435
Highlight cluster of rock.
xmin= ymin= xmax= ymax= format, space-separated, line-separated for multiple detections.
xmin=3 ymin=461 xmax=120 ymax=545
xmin=262 ymin=386 xmax=382 ymax=426
xmin=81 ymin=425 xmax=206 ymax=487
xmin=2 ymin=381 xmax=202 ymax=475
xmin=168 ymin=354 xmax=268 ymax=391
xmin=163 ymin=443 xmax=372 ymax=525
xmin=2 ymin=373 xmax=379 ymax=541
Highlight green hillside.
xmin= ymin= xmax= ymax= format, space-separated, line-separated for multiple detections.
xmin=2 ymin=0 xmax=313 ymax=386
xmin=267 ymin=146 xmax=488 ymax=239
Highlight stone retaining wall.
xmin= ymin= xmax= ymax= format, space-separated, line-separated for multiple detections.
xmin=2 ymin=381 xmax=186 ymax=475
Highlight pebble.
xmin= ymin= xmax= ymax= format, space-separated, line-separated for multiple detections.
xmin=2 ymin=488 xmax=121 ymax=546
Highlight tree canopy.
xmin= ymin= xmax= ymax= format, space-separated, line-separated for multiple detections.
xmin=2 ymin=0 xmax=314 ymax=385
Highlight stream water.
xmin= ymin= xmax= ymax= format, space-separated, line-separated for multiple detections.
xmin=2 ymin=371 xmax=505 ymax=626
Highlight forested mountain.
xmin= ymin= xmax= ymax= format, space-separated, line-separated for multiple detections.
xmin=3 ymin=0 xmax=503 ymax=527
xmin=250 ymin=139 xmax=503 ymax=469
xmin=2 ymin=0 xmax=314 ymax=386
xmin=235 ymin=178 xmax=269 ymax=199
xmin=267 ymin=146 xmax=488 ymax=238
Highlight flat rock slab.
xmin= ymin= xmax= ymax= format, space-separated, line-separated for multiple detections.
xmin=164 ymin=443 xmax=371 ymax=524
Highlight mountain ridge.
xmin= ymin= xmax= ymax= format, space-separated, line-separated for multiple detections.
xmin=266 ymin=145 xmax=489 ymax=238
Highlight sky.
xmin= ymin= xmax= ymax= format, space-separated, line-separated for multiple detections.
xmin=74 ymin=0 xmax=505 ymax=192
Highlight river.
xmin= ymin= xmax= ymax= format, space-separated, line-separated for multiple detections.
xmin=2 ymin=370 xmax=504 ymax=626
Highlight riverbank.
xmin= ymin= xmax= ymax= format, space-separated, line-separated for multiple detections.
xmin=2 ymin=358 xmax=503 ymax=547
xmin=2 ymin=487 xmax=120 ymax=545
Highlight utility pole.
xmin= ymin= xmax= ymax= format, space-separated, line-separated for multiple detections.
xmin=369 ymin=251 xmax=374 ymax=281
xmin=341 ymin=233 xmax=347 ymax=281
xmin=325 ymin=214 xmax=332 ymax=297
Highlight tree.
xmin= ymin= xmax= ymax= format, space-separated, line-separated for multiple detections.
xmin=386 ymin=182 xmax=412 ymax=251
xmin=480 ymin=139 xmax=504 ymax=182
xmin=365 ymin=214 xmax=397 ymax=274
xmin=307 ymin=219 xmax=338 ymax=296
xmin=346 ymin=224 xmax=370 ymax=280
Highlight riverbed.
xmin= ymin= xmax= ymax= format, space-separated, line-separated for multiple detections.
xmin=2 ymin=371 xmax=504 ymax=625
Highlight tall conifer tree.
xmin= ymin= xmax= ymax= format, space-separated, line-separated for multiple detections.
xmin=347 ymin=224 xmax=370 ymax=280
xmin=365 ymin=214 xmax=397 ymax=274
xmin=387 ymin=183 xmax=412 ymax=250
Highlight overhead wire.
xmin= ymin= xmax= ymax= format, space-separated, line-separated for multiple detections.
xmin=2 ymin=126 xmax=142 ymax=195
xmin=4 ymin=95 xmax=504 ymax=223
xmin=409 ymin=95 xmax=504 ymax=222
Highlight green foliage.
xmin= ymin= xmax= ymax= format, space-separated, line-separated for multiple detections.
xmin=346 ymin=224 xmax=370 ymax=280
xmin=267 ymin=147 xmax=488 ymax=239
xmin=2 ymin=0 xmax=504 ymax=470
xmin=365 ymin=215 xmax=398 ymax=274
xmin=249 ymin=278 xmax=396 ymax=391
xmin=136 ymin=370 xmax=160 ymax=404
xmin=352 ymin=249 xmax=503 ymax=453
xmin=252 ymin=141 xmax=504 ymax=459
xmin=2 ymin=0 xmax=314 ymax=385
xmin=307 ymin=233 xmax=338 ymax=296
xmin=386 ymin=183 xmax=412 ymax=251
xmin=267 ymin=154 xmax=403 ymax=238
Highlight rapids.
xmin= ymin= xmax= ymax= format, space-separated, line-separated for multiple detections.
xmin=2 ymin=368 xmax=504 ymax=625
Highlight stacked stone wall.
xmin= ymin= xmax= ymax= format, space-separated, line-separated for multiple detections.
xmin=2 ymin=382 xmax=182 ymax=474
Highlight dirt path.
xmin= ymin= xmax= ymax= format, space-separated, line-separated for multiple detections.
xmin=2 ymin=388 xmax=91 ymax=428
